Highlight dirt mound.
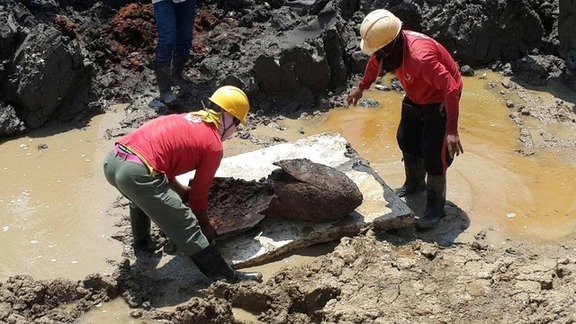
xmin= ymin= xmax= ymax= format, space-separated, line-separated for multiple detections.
xmin=137 ymin=231 xmax=576 ymax=323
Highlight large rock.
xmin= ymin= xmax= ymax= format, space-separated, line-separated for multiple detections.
xmin=0 ymin=102 xmax=27 ymax=136
xmin=206 ymin=158 xmax=363 ymax=238
xmin=2 ymin=23 xmax=84 ymax=129
xmin=559 ymin=0 xmax=576 ymax=71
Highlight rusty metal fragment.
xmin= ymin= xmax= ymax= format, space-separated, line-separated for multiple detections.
xmin=207 ymin=177 xmax=273 ymax=238
xmin=207 ymin=158 xmax=364 ymax=238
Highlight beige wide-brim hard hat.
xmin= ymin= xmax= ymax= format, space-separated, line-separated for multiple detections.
xmin=360 ymin=39 xmax=381 ymax=56
xmin=359 ymin=9 xmax=403 ymax=55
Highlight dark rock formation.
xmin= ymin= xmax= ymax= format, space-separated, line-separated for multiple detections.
xmin=0 ymin=0 xmax=572 ymax=134
xmin=0 ymin=102 xmax=27 ymax=136
xmin=2 ymin=24 xmax=85 ymax=129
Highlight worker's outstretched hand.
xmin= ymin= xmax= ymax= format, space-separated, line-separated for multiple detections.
xmin=446 ymin=134 xmax=464 ymax=158
xmin=346 ymin=87 xmax=363 ymax=106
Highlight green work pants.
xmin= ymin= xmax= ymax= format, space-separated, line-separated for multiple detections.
xmin=103 ymin=151 xmax=209 ymax=255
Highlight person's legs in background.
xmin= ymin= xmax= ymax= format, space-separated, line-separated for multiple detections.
xmin=153 ymin=1 xmax=177 ymax=105
xmin=171 ymin=0 xmax=197 ymax=93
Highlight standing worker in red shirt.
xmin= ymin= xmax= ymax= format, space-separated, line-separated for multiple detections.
xmin=103 ymin=85 xmax=262 ymax=283
xmin=347 ymin=9 xmax=464 ymax=229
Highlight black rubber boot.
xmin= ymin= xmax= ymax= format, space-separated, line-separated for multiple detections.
xmin=394 ymin=153 xmax=426 ymax=198
xmin=154 ymin=61 xmax=176 ymax=105
xmin=171 ymin=54 xmax=191 ymax=93
xmin=130 ymin=205 xmax=165 ymax=252
xmin=191 ymin=241 xmax=263 ymax=283
xmin=415 ymin=174 xmax=447 ymax=230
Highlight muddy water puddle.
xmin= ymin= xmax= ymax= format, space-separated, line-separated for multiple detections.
xmin=308 ymin=72 xmax=576 ymax=242
xmin=0 ymin=113 xmax=124 ymax=282
xmin=1 ymin=71 xmax=575 ymax=321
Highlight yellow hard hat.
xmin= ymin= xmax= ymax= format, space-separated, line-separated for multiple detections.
xmin=359 ymin=9 xmax=402 ymax=55
xmin=208 ymin=86 xmax=250 ymax=125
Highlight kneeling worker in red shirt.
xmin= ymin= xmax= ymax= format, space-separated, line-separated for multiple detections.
xmin=104 ymin=86 xmax=262 ymax=283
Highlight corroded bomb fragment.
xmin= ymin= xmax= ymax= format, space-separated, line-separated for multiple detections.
xmin=263 ymin=158 xmax=363 ymax=222
xmin=208 ymin=177 xmax=273 ymax=238
xmin=206 ymin=158 xmax=363 ymax=238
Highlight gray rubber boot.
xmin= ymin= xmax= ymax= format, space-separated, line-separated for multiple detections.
xmin=154 ymin=61 xmax=176 ymax=105
xmin=191 ymin=241 xmax=263 ymax=283
xmin=415 ymin=174 xmax=447 ymax=230
xmin=130 ymin=204 xmax=165 ymax=252
xmin=394 ymin=153 xmax=426 ymax=198
xmin=172 ymin=54 xmax=191 ymax=93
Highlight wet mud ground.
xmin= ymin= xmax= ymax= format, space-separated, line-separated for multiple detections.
xmin=2 ymin=72 xmax=576 ymax=323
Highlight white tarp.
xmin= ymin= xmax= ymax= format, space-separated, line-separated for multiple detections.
xmin=176 ymin=132 xmax=414 ymax=267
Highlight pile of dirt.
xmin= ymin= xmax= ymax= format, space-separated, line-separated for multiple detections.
xmin=199 ymin=231 xmax=576 ymax=323
xmin=5 ymin=229 xmax=575 ymax=323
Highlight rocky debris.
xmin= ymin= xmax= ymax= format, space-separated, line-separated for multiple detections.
xmin=140 ymin=232 xmax=576 ymax=323
xmin=1 ymin=0 xmax=575 ymax=135
xmin=143 ymin=297 xmax=236 ymax=323
xmin=4 ymin=228 xmax=576 ymax=323
xmin=0 ymin=102 xmax=27 ymax=136
xmin=513 ymin=54 xmax=565 ymax=86
xmin=497 ymin=74 xmax=576 ymax=150
xmin=0 ymin=273 xmax=118 ymax=323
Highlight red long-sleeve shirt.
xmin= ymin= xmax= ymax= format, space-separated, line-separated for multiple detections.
xmin=118 ymin=113 xmax=223 ymax=211
xmin=359 ymin=30 xmax=463 ymax=134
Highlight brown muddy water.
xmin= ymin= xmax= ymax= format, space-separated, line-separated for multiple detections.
xmin=1 ymin=71 xmax=575 ymax=322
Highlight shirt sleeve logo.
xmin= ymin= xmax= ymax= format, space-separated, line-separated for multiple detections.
xmin=184 ymin=114 xmax=203 ymax=124
xmin=405 ymin=73 xmax=414 ymax=83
